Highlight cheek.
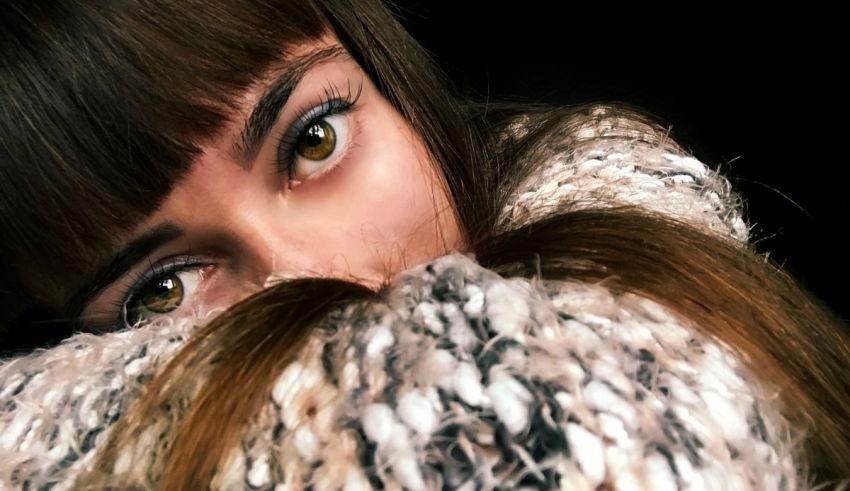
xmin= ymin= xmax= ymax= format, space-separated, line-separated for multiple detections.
xmin=346 ymin=114 xmax=448 ymax=243
xmin=288 ymin=108 xmax=455 ymax=273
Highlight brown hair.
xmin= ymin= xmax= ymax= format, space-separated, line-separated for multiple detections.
xmin=1 ymin=0 xmax=847 ymax=488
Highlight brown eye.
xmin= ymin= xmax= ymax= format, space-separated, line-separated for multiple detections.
xmin=286 ymin=113 xmax=349 ymax=183
xmin=139 ymin=274 xmax=184 ymax=314
xmin=124 ymin=267 xmax=204 ymax=327
xmin=296 ymin=120 xmax=337 ymax=161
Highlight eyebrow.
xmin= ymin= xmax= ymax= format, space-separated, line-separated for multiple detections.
xmin=235 ymin=45 xmax=348 ymax=166
xmin=63 ymin=223 xmax=185 ymax=319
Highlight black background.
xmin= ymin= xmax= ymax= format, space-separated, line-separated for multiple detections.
xmin=394 ymin=3 xmax=848 ymax=322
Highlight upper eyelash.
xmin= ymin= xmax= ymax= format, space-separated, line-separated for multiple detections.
xmin=275 ymin=78 xmax=364 ymax=184
xmin=292 ymin=79 xmax=363 ymax=133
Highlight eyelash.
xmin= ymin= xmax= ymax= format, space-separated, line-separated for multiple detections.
xmin=274 ymin=78 xmax=363 ymax=186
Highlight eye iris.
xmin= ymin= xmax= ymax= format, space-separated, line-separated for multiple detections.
xmin=296 ymin=120 xmax=336 ymax=160
xmin=140 ymin=275 xmax=184 ymax=314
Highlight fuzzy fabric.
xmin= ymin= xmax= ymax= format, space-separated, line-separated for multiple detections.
xmin=0 ymin=106 xmax=803 ymax=490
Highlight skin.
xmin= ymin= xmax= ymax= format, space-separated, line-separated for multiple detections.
xmin=81 ymin=38 xmax=463 ymax=328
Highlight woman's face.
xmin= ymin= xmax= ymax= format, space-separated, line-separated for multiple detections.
xmin=80 ymin=38 xmax=463 ymax=329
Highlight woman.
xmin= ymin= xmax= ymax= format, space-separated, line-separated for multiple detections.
xmin=1 ymin=0 xmax=848 ymax=489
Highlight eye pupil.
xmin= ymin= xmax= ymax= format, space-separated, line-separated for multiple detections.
xmin=305 ymin=125 xmax=324 ymax=146
xmin=139 ymin=274 xmax=184 ymax=314
xmin=296 ymin=120 xmax=336 ymax=160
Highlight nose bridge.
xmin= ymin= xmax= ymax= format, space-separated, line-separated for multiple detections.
xmin=223 ymin=198 xmax=304 ymax=280
xmin=165 ymin=150 xmax=316 ymax=282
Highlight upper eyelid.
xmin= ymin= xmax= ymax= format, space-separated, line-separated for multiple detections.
xmin=290 ymin=77 xmax=363 ymax=125
xmin=277 ymin=77 xmax=363 ymax=143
